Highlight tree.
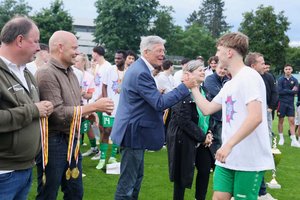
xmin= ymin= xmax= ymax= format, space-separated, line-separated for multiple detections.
xmin=239 ymin=5 xmax=290 ymax=73
xmin=31 ymin=0 xmax=74 ymax=44
xmin=94 ymin=0 xmax=159 ymax=59
xmin=0 ymin=0 xmax=32 ymax=29
xmin=177 ymin=23 xmax=216 ymax=60
xmin=186 ymin=0 xmax=230 ymax=38
xmin=149 ymin=5 xmax=181 ymax=55
xmin=286 ymin=47 xmax=300 ymax=72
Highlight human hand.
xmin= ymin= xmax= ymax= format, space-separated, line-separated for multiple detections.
xmin=215 ymin=143 xmax=232 ymax=163
xmin=88 ymin=112 xmax=99 ymax=126
xmin=292 ymin=86 xmax=298 ymax=91
xmin=94 ymin=98 xmax=114 ymax=114
xmin=35 ymin=101 xmax=54 ymax=117
xmin=182 ymin=72 xmax=198 ymax=89
xmin=204 ymin=131 xmax=213 ymax=147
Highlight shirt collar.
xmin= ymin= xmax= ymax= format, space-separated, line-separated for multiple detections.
xmin=141 ymin=56 xmax=154 ymax=73
xmin=0 ymin=56 xmax=26 ymax=71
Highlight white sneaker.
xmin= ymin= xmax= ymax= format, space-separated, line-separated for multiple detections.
xmin=82 ymin=148 xmax=99 ymax=157
xmin=278 ymin=137 xmax=284 ymax=145
xmin=291 ymin=140 xmax=300 ymax=148
xmin=108 ymin=157 xmax=117 ymax=164
xmin=258 ymin=193 xmax=277 ymax=200
xmin=91 ymin=152 xmax=101 ymax=160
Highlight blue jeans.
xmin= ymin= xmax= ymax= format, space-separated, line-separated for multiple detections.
xmin=36 ymin=134 xmax=83 ymax=200
xmin=115 ymin=147 xmax=144 ymax=200
xmin=0 ymin=168 xmax=32 ymax=200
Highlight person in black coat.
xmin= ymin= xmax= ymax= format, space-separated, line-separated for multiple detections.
xmin=167 ymin=60 xmax=213 ymax=200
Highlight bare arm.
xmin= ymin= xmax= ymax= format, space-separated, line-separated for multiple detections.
xmin=215 ymin=100 xmax=262 ymax=163
xmin=191 ymin=87 xmax=222 ymax=115
xmin=102 ymin=84 xmax=108 ymax=98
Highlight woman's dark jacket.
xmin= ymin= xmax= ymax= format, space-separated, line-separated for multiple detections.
xmin=167 ymin=93 xmax=208 ymax=189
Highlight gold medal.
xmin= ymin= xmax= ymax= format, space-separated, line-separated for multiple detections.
xmin=66 ymin=168 xmax=71 ymax=180
xmin=71 ymin=167 xmax=80 ymax=179
xmin=42 ymin=172 xmax=46 ymax=185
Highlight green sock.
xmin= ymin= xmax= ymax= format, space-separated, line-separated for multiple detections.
xmin=89 ymin=138 xmax=96 ymax=148
xmin=100 ymin=143 xmax=108 ymax=160
xmin=110 ymin=143 xmax=119 ymax=158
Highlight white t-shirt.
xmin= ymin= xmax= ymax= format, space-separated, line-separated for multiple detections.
xmin=102 ymin=65 xmax=125 ymax=117
xmin=155 ymin=71 xmax=175 ymax=93
xmin=213 ymin=67 xmax=275 ymax=171
xmin=26 ymin=61 xmax=38 ymax=75
xmin=72 ymin=66 xmax=84 ymax=86
xmin=81 ymin=71 xmax=95 ymax=105
xmin=91 ymin=61 xmax=111 ymax=102
xmin=173 ymin=69 xmax=183 ymax=87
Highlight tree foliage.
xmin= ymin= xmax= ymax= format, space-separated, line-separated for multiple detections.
xmin=149 ymin=5 xmax=182 ymax=56
xmin=186 ymin=0 xmax=230 ymax=38
xmin=286 ymin=47 xmax=300 ymax=72
xmin=31 ymin=0 xmax=74 ymax=44
xmin=239 ymin=5 xmax=290 ymax=73
xmin=176 ymin=23 xmax=216 ymax=60
xmin=94 ymin=0 xmax=159 ymax=59
xmin=0 ymin=0 xmax=32 ymax=30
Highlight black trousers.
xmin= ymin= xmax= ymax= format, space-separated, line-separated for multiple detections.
xmin=173 ymin=145 xmax=213 ymax=200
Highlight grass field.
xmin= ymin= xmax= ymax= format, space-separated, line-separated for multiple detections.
xmin=27 ymin=118 xmax=300 ymax=200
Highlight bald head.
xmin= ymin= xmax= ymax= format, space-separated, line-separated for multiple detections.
xmin=48 ymin=31 xmax=79 ymax=68
xmin=49 ymin=31 xmax=77 ymax=53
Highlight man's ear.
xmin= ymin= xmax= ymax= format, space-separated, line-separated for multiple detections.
xmin=16 ymin=34 xmax=24 ymax=48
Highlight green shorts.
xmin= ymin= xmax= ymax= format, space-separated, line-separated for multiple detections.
xmin=213 ymin=166 xmax=265 ymax=200
xmin=102 ymin=115 xmax=114 ymax=128
xmin=96 ymin=112 xmax=103 ymax=126
xmin=80 ymin=119 xmax=91 ymax=134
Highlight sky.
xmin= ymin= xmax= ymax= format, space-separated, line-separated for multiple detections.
xmin=26 ymin=0 xmax=300 ymax=45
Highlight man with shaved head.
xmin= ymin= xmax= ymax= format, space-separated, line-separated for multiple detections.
xmin=0 ymin=16 xmax=53 ymax=200
xmin=35 ymin=31 xmax=114 ymax=200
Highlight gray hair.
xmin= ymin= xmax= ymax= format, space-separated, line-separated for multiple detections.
xmin=183 ymin=60 xmax=205 ymax=72
xmin=0 ymin=16 xmax=36 ymax=44
xmin=140 ymin=35 xmax=166 ymax=56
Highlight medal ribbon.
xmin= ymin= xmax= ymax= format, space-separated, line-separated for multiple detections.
xmin=67 ymin=107 xmax=78 ymax=168
xmin=39 ymin=117 xmax=48 ymax=171
xmin=73 ymin=106 xmax=82 ymax=165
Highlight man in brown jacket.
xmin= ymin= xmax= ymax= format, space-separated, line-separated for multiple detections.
xmin=35 ymin=30 xmax=114 ymax=200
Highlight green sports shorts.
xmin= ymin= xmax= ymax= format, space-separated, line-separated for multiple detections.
xmin=102 ymin=115 xmax=115 ymax=128
xmin=213 ymin=165 xmax=265 ymax=200
xmin=80 ymin=119 xmax=91 ymax=134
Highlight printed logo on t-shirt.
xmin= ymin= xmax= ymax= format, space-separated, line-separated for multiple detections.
xmin=94 ymin=74 xmax=102 ymax=86
xmin=111 ymin=80 xmax=121 ymax=94
xmin=225 ymin=95 xmax=236 ymax=123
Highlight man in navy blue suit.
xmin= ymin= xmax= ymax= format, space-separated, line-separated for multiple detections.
xmin=111 ymin=36 xmax=196 ymax=199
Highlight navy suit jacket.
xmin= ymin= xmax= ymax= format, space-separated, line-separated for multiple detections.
xmin=111 ymin=58 xmax=190 ymax=150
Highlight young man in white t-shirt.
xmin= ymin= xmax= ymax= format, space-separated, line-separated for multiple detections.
xmin=191 ymin=32 xmax=274 ymax=200
xmin=96 ymin=50 xmax=127 ymax=170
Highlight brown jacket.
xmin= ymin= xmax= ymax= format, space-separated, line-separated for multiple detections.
xmin=36 ymin=58 xmax=81 ymax=135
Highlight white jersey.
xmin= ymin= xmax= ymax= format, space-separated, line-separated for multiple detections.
xmin=91 ymin=61 xmax=111 ymax=102
xmin=26 ymin=61 xmax=38 ymax=76
xmin=102 ymin=65 xmax=125 ymax=117
xmin=213 ymin=67 xmax=274 ymax=171
xmin=155 ymin=71 xmax=175 ymax=93
xmin=81 ymin=71 xmax=95 ymax=105
xmin=173 ymin=69 xmax=183 ymax=87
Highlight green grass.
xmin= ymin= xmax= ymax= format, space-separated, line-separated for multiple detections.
xmin=28 ymin=118 xmax=300 ymax=199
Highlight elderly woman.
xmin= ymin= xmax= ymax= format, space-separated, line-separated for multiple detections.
xmin=167 ymin=60 xmax=214 ymax=200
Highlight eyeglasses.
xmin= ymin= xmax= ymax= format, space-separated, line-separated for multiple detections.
xmin=148 ymin=49 xmax=167 ymax=54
